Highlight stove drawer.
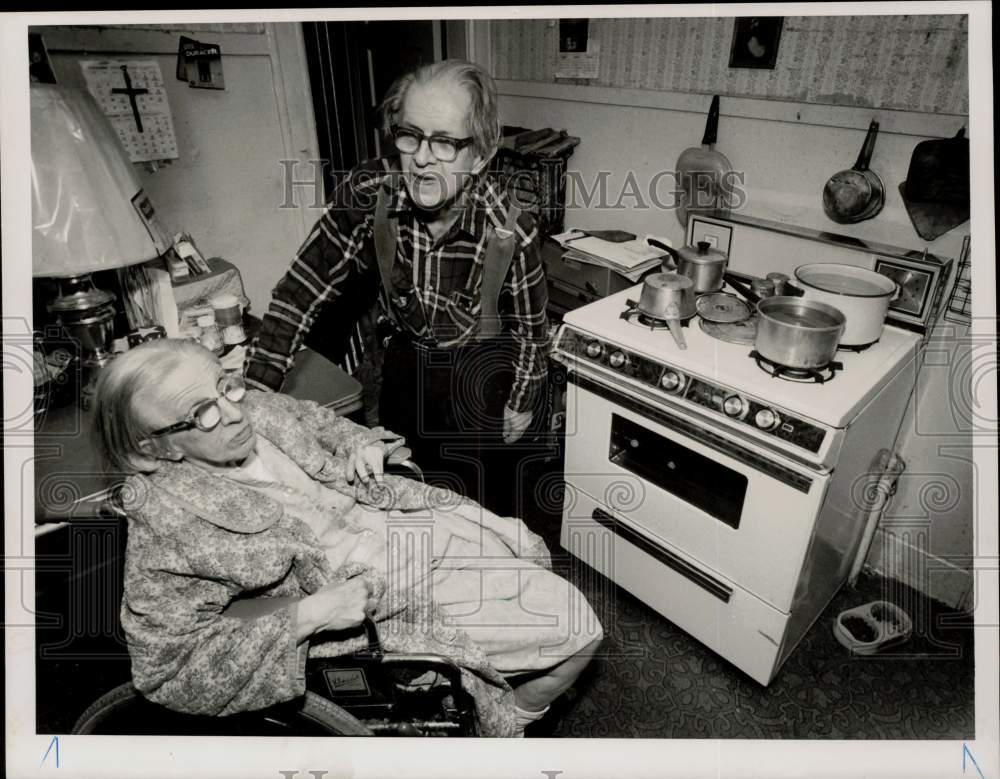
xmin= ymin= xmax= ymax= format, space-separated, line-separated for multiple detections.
xmin=565 ymin=379 xmax=829 ymax=612
xmin=561 ymin=486 xmax=789 ymax=686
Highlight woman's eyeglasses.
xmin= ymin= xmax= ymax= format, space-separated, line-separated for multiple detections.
xmin=391 ymin=126 xmax=474 ymax=163
xmin=148 ymin=373 xmax=247 ymax=437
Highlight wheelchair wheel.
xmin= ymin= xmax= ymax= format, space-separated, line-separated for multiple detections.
xmin=71 ymin=683 xmax=373 ymax=736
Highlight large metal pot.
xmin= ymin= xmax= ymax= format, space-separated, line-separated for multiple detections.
xmin=755 ymin=296 xmax=846 ymax=370
xmin=647 ymin=238 xmax=729 ymax=293
xmin=794 ymin=263 xmax=898 ymax=346
xmin=637 ymin=272 xmax=696 ymax=349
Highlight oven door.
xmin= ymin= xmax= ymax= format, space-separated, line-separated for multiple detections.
xmin=564 ymin=372 xmax=830 ymax=612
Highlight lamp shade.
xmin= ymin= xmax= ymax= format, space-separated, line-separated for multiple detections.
xmin=31 ymin=84 xmax=167 ymax=277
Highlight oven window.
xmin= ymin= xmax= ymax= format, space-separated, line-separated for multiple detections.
xmin=609 ymin=413 xmax=747 ymax=528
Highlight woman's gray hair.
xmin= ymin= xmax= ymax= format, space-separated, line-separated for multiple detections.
xmin=379 ymin=59 xmax=501 ymax=160
xmin=94 ymin=338 xmax=215 ymax=474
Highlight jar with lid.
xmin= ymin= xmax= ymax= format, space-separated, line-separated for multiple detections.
xmin=196 ymin=313 xmax=224 ymax=355
xmin=210 ymin=293 xmax=247 ymax=347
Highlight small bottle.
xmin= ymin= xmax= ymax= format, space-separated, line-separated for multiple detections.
xmin=211 ymin=293 xmax=247 ymax=347
xmin=766 ymin=272 xmax=789 ymax=296
xmin=196 ymin=313 xmax=224 ymax=355
xmin=751 ymin=277 xmax=776 ymax=299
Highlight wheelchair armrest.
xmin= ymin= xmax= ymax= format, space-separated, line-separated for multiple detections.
xmin=386 ymin=446 xmax=412 ymax=465
xmin=222 ymin=598 xmax=382 ymax=658
xmin=388 ymin=459 xmax=423 ymax=481
xmin=385 ymin=452 xmax=424 ymax=483
xmin=222 ymin=595 xmax=301 ymax=620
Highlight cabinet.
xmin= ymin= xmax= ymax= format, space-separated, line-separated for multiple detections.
xmin=542 ymin=239 xmax=642 ymax=317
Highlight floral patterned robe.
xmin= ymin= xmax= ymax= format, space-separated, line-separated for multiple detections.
xmin=118 ymin=391 xmax=553 ymax=736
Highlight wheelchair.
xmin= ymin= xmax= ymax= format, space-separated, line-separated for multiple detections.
xmin=70 ymin=454 xmax=481 ymax=737
xmin=71 ymin=613 xmax=480 ymax=737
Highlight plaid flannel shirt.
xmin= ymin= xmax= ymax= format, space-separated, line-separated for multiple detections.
xmin=245 ymin=158 xmax=549 ymax=415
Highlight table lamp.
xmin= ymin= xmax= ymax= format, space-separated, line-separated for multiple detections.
xmin=31 ymin=83 xmax=168 ymax=403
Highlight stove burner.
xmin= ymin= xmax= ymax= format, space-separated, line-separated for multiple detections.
xmin=620 ymin=300 xmax=692 ymax=330
xmin=837 ymin=340 xmax=877 ymax=353
xmin=750 ymin=350 xmax=843 ymax=384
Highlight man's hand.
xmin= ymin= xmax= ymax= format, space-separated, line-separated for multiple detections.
xmin=502 ymin=404 xmax=533 ymax=444
xmin=295 ymin=578 xmax=375 ymax=642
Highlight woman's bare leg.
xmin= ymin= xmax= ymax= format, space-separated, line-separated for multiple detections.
xmin=511 ymin=637 xmax=602 ymax=712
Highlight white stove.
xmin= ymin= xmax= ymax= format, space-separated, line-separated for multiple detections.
xmin=555 ymin=286 xmax=921 ymax=472
xmin=564 ymin=285 xmax=919 ymax=427
xmin=554 ymin=229 xmax=925 ymax=687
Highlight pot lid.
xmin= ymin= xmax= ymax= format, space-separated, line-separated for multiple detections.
xmin=677 ymin=240 xmax=727 ymax=264
xmin=696 ymin=292 xmax=750 ymax=323
xmin=699 ymin=317 xmax=757 ymax=345
xmin=47 ymin=287 xmax=115 ymax=312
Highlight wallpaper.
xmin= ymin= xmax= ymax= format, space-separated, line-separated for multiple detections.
xmin=491 ymin=15 xmax=968 ymax=115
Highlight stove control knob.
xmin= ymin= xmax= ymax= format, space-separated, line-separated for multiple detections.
xmin=660 ymin=370 xmax=685 ymax=393
xmin=754 ymin=408 xmax=781 ymax=431
xmin=723 ymin=395 xmax=747 ymax=418
xmin=584 ymin=340 xmax=604 ymax=359
xmin=609 ymin=350 xmax=629 ymax=369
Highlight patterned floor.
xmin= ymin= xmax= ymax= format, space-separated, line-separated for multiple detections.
xmin=522 ymin=471 xmax=976 ymax=740
xmin=37 ymin=459 xmax=976 ymax=740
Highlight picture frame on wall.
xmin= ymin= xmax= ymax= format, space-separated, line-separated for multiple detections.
xmin=729 ymin=17 xmax=783 ymax=69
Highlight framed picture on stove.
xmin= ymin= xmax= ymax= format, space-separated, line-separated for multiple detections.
xmin=873 ymin=254 xmax=953 ymax=333
xmin=686 ymin=216 xmax=734 ymax=260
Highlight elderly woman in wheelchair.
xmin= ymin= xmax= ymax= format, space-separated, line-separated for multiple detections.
xmin=91 ymin=339 xmax=602 ymax=737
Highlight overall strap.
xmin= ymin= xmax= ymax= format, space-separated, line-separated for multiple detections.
xmin=477 ymin=204 xmax=521 ymax=340
xmin=373 ymin=185 xmax=401 ymax=328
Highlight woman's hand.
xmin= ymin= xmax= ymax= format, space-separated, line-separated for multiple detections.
xmin=346 ymin=443 xmax=386 ymax=486
xmin=294 ymin=578 xmax=375 ymax=642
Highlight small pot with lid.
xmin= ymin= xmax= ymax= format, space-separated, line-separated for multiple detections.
xmin=647 ymin=238 xmax=729 ymax=294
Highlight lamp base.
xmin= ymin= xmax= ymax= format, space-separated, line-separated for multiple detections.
xmin=45 ymin=274 xmax=118 ymax=408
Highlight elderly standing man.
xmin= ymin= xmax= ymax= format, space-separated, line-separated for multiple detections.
xmin=245 ymin=59 xmax=548 ymax=516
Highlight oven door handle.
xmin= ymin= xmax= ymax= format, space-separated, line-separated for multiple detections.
xmin=591 ymin=508 xmax=734 ymax=603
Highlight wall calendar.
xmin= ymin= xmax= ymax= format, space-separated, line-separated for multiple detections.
xmin=80 ymin=59 xmax=179 ymax=163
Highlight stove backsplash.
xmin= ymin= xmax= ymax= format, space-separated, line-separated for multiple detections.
xmin=687 ymin=213 xmax=954 ymax=338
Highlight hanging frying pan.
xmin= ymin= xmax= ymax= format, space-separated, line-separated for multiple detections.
xmin=676 ymin=95 xmax=733 ymax=228
xmin=822 ymin=120 xmax=885 ymax=224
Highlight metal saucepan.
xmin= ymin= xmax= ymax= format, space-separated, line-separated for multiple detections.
xmin=794 ymin=263 xmax=898 ymax=347
xmin=822 ymin=120 xmax=885 ymax=224
xmin=755 ymin=296 xmax=846 ymax=370
xmin=637 ymin=272 xmax=696 ymax=349
xmin=647 ymin=238 xmax=729 ymax=294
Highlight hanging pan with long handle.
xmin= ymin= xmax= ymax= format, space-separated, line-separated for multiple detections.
xmin=675 ymin=95 xmax=733 ymax=228
xmin=822 ymin=120 xmax=885 ymax=224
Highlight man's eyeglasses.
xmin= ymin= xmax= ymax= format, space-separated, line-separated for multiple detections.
xmin=148 ymin=373 xmax=247 ymax=437
xmin=391 ymin=126 xmax=474 ymax=163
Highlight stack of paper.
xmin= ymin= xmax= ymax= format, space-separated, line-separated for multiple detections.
xmin=553 ymin=230 xmax=669 ymax=282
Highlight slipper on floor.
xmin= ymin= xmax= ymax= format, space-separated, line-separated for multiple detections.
xmin=833 ymin=600 xmax=913 ymax=655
